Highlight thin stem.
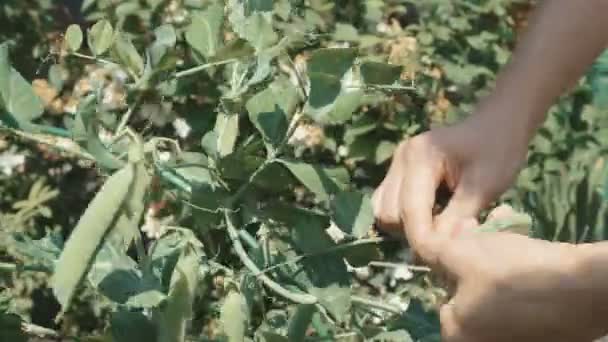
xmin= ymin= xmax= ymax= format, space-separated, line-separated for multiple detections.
xmin=71 ymin=52 xmax=118 ymax=67
xmin=114 ymin=93 xmax=144 ymax=137
xmin=0 ymin=126 xmax=94 ymax=161
xmin=256 ymin=237 xmax=388 ymax=275
xmin=368 ymin=261 xmax=431 ymax=272
xmin=0 ymin=261 xmax=51 ymax=273
xmin=228 ymin=158 xmax=275 ymax=205
xmin=286 ymin=54 xmax=309 ymax=101
xmin=174 ymin=59 xmax=237 ymax=79
xmin=351 ymin=295 xmax=403 ymax=315
xmin=223 ymin=209 xmax=317 ymax=305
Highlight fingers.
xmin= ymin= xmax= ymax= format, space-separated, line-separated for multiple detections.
xmin=397 ymin=139 xmax=444 ymax=261
xmin=435 ymin=173 xmax=487 ymax=236
xmin=440 ymin=302 xmax=476 ymax=342
xmin=372 ymin=153 xmax=405 ymax=233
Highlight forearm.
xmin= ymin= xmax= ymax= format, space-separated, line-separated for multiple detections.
xmin=473 ymin=0 xmax=608 ymax=148
xmin=573 ymin=241 xmax=608 ymax=339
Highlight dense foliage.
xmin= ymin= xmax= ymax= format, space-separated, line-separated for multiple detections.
xmin=1 ymin=0 xmax=607 ymax=341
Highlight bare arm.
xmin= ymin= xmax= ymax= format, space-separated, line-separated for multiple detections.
xmin=473 ymin=0 xmax=608 ymax=150
xmin=374 ymin=1 xmax=608 ymax=341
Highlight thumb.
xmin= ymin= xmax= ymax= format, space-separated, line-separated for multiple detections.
xmin=434 ymin=180 xmax=487 ymax=236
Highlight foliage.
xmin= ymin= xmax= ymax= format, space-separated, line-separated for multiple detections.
xmin=0 ymin=0 xmax=607 ymax=341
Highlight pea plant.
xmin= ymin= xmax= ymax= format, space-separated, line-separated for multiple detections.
xmin=0 ymin=1 xmax=438 ymax=341
xmin=0 ymin=0 xmax=543 ymax=341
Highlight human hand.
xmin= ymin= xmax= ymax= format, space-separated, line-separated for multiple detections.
xmin=372 ymin=114 xmax=530 ymax=262
xmin=435 ymin=221 xmax=598 ymax=342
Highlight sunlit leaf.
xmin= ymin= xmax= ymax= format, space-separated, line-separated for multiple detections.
xmin=113 ymin=31 xmax=144 ymax=76
xmin=0 ymin=44 xmax=44 ymax=123
xmin=246 ymin=79 xmax=298 ymax=148
xmin=214 ymin=112 xmax=240 ymax=158
xmin=150 ymin=24 xmax=177 ymax=67
xmin=331 ymin=191 xmax=374 ymax=238
xmin=65 ymin=24 xmax=84 ymax=52
xmin=185 ymin=4 xmax=224 ymax=59
xmin=88 ymin=20 xmax=114 ymax=56
xmin=360 ymin=61 xmax=402 ymax=85
xmin=278 ymin=160 xmax=349 ymax=202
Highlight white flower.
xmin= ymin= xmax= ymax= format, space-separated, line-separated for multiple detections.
xmin=325 ymin=221 xmax=347 ymax=243
xmin=0 ymin=152 xmax=24 ymax=176
xmin=173 ymin=118 xmax=192 ymax=139
xmin=141 ymin=208 xmax=166 ymax=239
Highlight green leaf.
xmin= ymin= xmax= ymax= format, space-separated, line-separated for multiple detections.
xmin=360 ymin=61 xmax=402 ymax=85
xmin=375 ymin=140 xmax=396 ymax=164
xmin=220 ymin=291 xmax=249 ymax=342
xmin=149 ymin=25 xmax=177 ymax=67
xmin=312 ymin=88 xmax=364 ymax=124
xmin=228 ymin=0 xmax=277 ymax=52
xmin=65 ymin=24 xmax=84 ymax=52
xmin=88 ymin=20 xmax=114 ymax=56
xmin=246 ymin=79 xmax=297 ymax=148
xmin=0 ymin=313 xmax=26 ymax=342
xmin=52 ymin=165 xmax=134 ymax=312
xmin=241 ymin=13 xmax=278 ymax=51
xmin=111 ymin=309 xmax=157 ymax=342
xmin=287 ymin=304 xmax=315 ymax=342
xmin=388 ymin=300 xmax=440 ymax=340
xmin=88 ymin=242 xmax=164 ymax=307
xmin=307 ymin=73 xmax=342 ymax=110
xmin=262 ymin=205 xmax=351 ymax=320
xmin=333 ymin=23 xmax=359 ymax=42
xmin=277 ymin=160 xmax=349 ymax=202
xmin=214 ymin=112 xmax=240 ymax=158
xmin=211 ymin=38 xmax=256 ymax=62
xmin=308 ymin=48 xmax=357 ymax=78
xmin=331 ymin=191 xmax=374 ymax=238
xmin=191 ymin=183 xmax=230 ymax=232
xmin=4 ymin=231 xmax=63 ymax=271
xmin=185 ymin=4 xmax=224 ymax=59
xmin=305 ymin=48 xmax=361 ymax=124
xmin=245 ymin=0 xmax=274 ymax=14
xmin=113 ymin=31 xmax=144 ymax=76
xmin=71 ymin=94 xmax=124 ymax=170
xmin=158 ymin=243 xmax=201 ymax=342
xmin=0 ymin=44 xmax=44 ymax=123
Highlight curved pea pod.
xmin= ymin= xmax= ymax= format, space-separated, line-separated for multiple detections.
xmin=477 ymin=204 xmax=533 ymax=236
xmin=52 ymin=165 xmax=134 ymax=314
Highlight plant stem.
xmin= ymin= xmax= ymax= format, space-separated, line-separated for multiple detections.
xmin=0 ymin=261 xmax=51 ymax=273
xmin=228 ymin=158 xmax=275 ymax=205
xmin=174 ymin=59 xmax=237 ymax=79
xmin=114 ymin=93 xmax=144 ymax=137
xmin=368 ymin=261 xmax=431 ymax=272
xmin=351 ymin=295 xmax=404 ymax=315
xmin=70 ymin=52 xmax=118 ymax=67
xmin=223 ymin=209 xmax=318 ymax=305
xmin=0 ymin=126 xmax=94 ymax=161
xmin=257 ymin=237 xmax=388 ymax=275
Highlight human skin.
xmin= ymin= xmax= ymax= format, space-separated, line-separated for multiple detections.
xmin=372 ymin=1 xmax=608 ymax=341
